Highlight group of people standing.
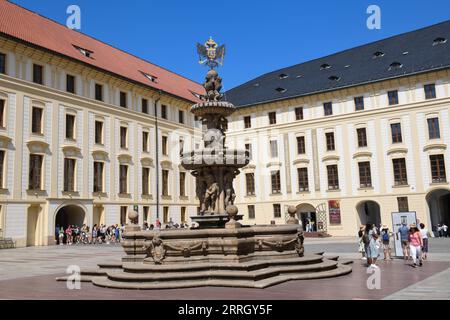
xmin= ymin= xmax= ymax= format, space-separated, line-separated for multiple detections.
xmin=55 ymin=224 xmax=124 ymax=245
xmin=358 ymin=221 xmax=430 ymax=269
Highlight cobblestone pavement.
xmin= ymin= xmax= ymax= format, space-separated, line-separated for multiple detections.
xmin=0 ymin=237 xmax=449 ymax=299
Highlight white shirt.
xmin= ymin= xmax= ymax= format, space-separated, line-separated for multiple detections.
xmin=443 ymin=225 xmax=448 ymax=231
xmin=420 ymin=228 xmax=429 ymax=239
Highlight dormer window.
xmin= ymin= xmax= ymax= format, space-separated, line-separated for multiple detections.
xmin=320 ymin=63 xmax=331 ymax=70
xmin=373 ymin=51 xmax=385 ymax=59
xmin=279 ymin=73 xmax=288 ymax=79
xmin=389 ymin=62 xmax=403 ymax=70
xmin=275 ymin=87 xmax=287 ymax=93
xmin=328 ymin=75 xmax=340 ymax=81
xmin=141 ymin=71 xmax=158 ymax=83
xmin=73 ymin=45 xmax=93 ymax=58
xmin=433 ymin=37 xmax=447 ymax=46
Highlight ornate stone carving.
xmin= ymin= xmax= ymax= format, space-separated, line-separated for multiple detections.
xmin=295 ymin=231 xmax=305 ymax=257
xmin=143 ymin=236 xmax=166 ymax=264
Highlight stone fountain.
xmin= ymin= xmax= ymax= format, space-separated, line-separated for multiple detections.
xmin=57 ymin=38 xmax=351 ymax=289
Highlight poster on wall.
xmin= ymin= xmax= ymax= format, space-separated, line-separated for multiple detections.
xmin=328 ymin=200 xmax=341 ymax=224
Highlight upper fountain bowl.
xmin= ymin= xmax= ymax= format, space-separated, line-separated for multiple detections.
xmin=191 ymin=101 xmax=236 ymax=117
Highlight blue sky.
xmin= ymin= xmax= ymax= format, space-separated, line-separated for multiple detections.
xmin=11 ymin=0 xmax=450 ymax=89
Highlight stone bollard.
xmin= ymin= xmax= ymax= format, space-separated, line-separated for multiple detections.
xmin=125 ymin=209 xmax=140 ymax=232
xmin=225 ymin=205 xmax=241 ymax=229
xmin=286 ymin=206 xmax=299 ymax=225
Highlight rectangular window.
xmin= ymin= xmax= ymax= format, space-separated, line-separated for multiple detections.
xmin=298 ymin=167 xmax=309 ymax=191
xmin=270 ymin=140 xmax=278 ymax=158
xmin=424 ymin=84 xmax=436 ymax=100
xmin=295 ymin=107 xmax=304 ymax=120
xmin=28 ymin=154 xmax=43 ymax=190
xmin=33 ymin=64 xmax=43 ymax=85
xmin=178 ymin=110 xmax=184 ymax=124
xmin=142 ymin=131 xmax=149 ymax=152
xmin=427 ymin=117 xmax=440 ymax=139
xmin=246 ymin=173 xmax=255 ymax=195
xmin=162 ymin=136 xmax=168 ymax=155
xmin=119 ymin=92 xmax=127 ymax=108
xmin=95 ymin=121 xmax=103 ymax=145
xmin=120 ymin=126 xmax=127 ymax=149
xmin=357 ymin=128 xmax=367 ymax=147
xmin=179 ymin=172 xmax=186 ymax=196
xmin=93 ymin=161 xmax=104 ymax=193
xmin=245 ymin=143 xmax=252 ymax=160
xmin=179 ymin=139 xmax=184 ymax=157
xmin=268 ymin=112 xmax=276 ymax=125
xmin=244 ymin=116 xmax=251 ymax=128
xmin=0 ymin=150 xmax=5 ymax=188
xmin=358 ymin=161 xmax=372 ymax=188
xmin=392 ymin=158 xmax=408 ymax=186
xmin=354 ymin=96 xmax=364 ymax=111
xmin=391 ymin=123 xmax=402 ymax=143
xmin=0 ymin=53 xmax=5 ymax=74
xmin=142 ymin=98 xmax=148 ymax=114
xmin=119 ymin=165 xmax=128 ymax=194
xmin=143 ymin=206 xmax=149 ymax=223
xmin=271 ymin=170 xmax=281 ymax=194
xmin=273 ymin=204 xmax=281 ymax=218
xmin=430 ymin=154 xmax=446 ymax=183
xmin=248 ymin=205 xmax=255 ymax=219
xmin=162 ymin=169 xmax=169 ymax=196
xmin=95 ymin=83 xmax=103 ymax=101
xmin=181 ymin=207 xmax=186 ymax=223
xmin=63 ymin=158 xmax=76 ymax=192
xmin=0 ymin=99 xmax=5 ymax=128
xmin=325 ymin=132 xmax=335 ymax=151
xmin=397 ymin=197 xmax=409 ymax=212
xmin=66 ymin=74 xmax=75 ymax=94
xmin=323 ymin=102 xmax=333 ymax=116
xmin=388 ymin=90 xmax=399 ymax=105
xmin=31 ymin=106 xmax=43 ymax=134
xmin=327 ymin=165 xmax=339 ymax=190
xmin=65 ymin=114 xmax=75 ymax=140
xmin=163 ymin=206 xmax=169 ymax=223
xmin=142 ymin=167 xmax=150 ymax=195
xmin=297 ymin=136 xmax=306 ymax=154
xmin=161 ymin=104 xmax=167 ymax=119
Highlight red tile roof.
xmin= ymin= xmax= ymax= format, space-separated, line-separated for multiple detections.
xmin=0 ymin=1 xmax=203 ymax=103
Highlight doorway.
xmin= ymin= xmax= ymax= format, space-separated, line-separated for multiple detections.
xmin=356 ymin=200 xmax=381 ymax=227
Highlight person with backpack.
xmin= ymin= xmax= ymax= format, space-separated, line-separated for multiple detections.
xmin=419 ymin=222 xmax=430 ymax=260
xmin=398 ymin=222 xmax=410 ymax=261
xmin=380 ymin=224 xmax=393 ymax=260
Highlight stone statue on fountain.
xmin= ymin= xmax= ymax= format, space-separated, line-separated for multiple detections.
xmin=181 ymin=37 xmax=250 ymax=228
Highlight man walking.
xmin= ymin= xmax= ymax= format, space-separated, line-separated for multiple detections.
xmin=398 ymin=222 xmax=410 ymax=260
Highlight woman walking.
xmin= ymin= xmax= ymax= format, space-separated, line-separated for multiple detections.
xmin=358 ymin=225 xmax=366 ymax=260
xmin=363 ymin=223 xmax=379 ymax=268
xmin=380 ymin=224 xmax=393 ymax=260
xmin=409 ymin=224 xmax=423 ymax=268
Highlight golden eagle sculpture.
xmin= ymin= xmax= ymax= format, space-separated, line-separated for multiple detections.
xmin=197 ymin=37 xmax=225 ymax=69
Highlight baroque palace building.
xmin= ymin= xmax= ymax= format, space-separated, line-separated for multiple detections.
xmin=225 ymin=20 xmax=450 ymax=236
xmin=1 ymin=1 xmax=450 ymax=246
xmin=0 ymin=1 xmax=204 ymax=247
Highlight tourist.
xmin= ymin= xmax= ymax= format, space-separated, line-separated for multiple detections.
xmin=442 ymin=223 xmax=448 ymax=238
xmin=59 ymin=226 xmax=64 ymax=245
xmin=55 ymin=225 xmax=60 ymax=245
xmin=65 ymin=225 xmax=73 ymax=245
xmin=380 ymin=224 xmax=393 ymax=260
xmin=409 ymin=224 xmax=423 ymax=268
xmin=92 ymin=224 xmax=98 ymax=244
xmin=398 ymin=222 xmax=410 ymax=260
xmin=155 ymin=218 xmax=161 ymax=230
xmin=363 ymin=223 xmax=379 ymax=268
xmin=419 ymin=223 xmax=430 ymax=260
xmin=357 ymin=225 xmax=366 ymax=260
xmin=115 ymin=224 xmax=120 ymax=242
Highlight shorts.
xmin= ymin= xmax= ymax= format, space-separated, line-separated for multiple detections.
xmin=401 ymin=240 xmax=409 ymax=248
xmin=422 ymin=238 xmax=429 ymax=253
xmin=383 ymin=243 xmax=390 ymax=250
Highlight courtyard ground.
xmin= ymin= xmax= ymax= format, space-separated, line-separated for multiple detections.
xmin=0 ymin=237 xmax=449 ymax=300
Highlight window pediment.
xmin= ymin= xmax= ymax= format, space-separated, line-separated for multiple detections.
xmin=322 ymin=155 xmax=340 ymax=162
xmin=0 ymin=134 xmax=12 ymax=149
xmin=266 ymin=161 xmax=282 ymax=168
xmin=141 ymin=157 xmax=154 ymax=167
xmin=92 ymin=150 xmax=109 ymax=161
xmin=423 ymin=143 xmax=446 ymax=153
xmin=387 ymin=147 xmax=408 ymax=156
xmin=293 ymin=158 xmax=310 ymax=165
xmin=62 ymin=145 xmax=82 ymax=158
xmin=352 ymin=151 xmax=372 ymax=159
xmin=118 ymin=154 xmax=133 ymax=164
xmin=161 ymin=160 xmax=173 ymax=170
xmin=27 ymin=140 xmax=49 ymax=153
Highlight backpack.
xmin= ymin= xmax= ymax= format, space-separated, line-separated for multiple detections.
xmin=362 ymin=233 xmax=370 ymax=245
xmin=382 ymin=230 xmax=389 ymax=242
